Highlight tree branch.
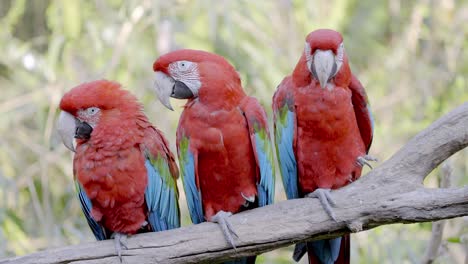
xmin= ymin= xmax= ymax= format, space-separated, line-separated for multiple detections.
xmin=2 ymin=103 xmax=467 ymax=264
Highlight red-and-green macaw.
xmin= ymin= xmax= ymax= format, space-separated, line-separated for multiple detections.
xmin=273 ymin=29 xmax=375 ymax=264
xmin=152 ymin=49 xmax=275 ymax=264
xmin=57 ymin=80 xmax=180 ymax=261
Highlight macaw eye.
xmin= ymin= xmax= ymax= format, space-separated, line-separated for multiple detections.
xmin=85 ymin=107 xmax=100 ymax=116
xmin=177 ymin=60 xmax=193 ymax=71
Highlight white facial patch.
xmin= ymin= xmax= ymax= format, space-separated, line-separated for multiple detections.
xmin=168 ymin=61 xmax=201 ymax=96
xmin=334 ymin=42 xmax=344 ymax=76
xmin=304 ymin=42 xmax=313 ymax=71
xmin=77 ymin=107 xmax=101 ymax=128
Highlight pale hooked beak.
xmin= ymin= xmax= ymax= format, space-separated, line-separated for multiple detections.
xmin=311 ymin=50 xmax=337 ymax=89
xmin=57 ymin=111 xmax=77 ymax=152
xmin=154 ymin=71 xmax=175 ymax=110
xmin=153 ymin=71 xmax=194 ymax=111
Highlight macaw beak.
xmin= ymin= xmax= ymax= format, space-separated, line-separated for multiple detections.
xmin=153 ymin=71 xmax=194 ymax=111
xmin=75 ymin=121 xmax=93 ymax=140
xmin=57 ymin=111 xmax=94 ymax=152
xmin=57 ymin=111 xmax=77 ymax=152
xmin=311 ymin=50 xmax=337 ymax=89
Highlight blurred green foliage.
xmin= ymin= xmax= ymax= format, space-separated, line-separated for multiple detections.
xmin=0 ymin=0 xmax=467 ymax=263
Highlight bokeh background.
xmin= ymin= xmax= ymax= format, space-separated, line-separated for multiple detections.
xmin=0 ymin=0 xmax=467 ymax=263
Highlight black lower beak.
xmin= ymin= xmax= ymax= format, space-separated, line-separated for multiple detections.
xmin=75 ymin=121 xmax=93 ymax=140
xmin=171 ymin=81 xmax=194 ymax=99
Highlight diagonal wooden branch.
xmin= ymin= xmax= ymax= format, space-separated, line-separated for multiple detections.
xmin=2 ymin=103 xmax=467 ymax=264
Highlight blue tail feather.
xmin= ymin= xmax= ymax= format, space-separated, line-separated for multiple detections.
xmin=293 ymin=237 xmax=346 ymax=263
xmin=309 ymin=237 xmax=342 ymax=264
xmin=222 ymin=256 xmax=256 ymax=264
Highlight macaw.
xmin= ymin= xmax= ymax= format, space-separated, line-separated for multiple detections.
xmin=273 ymin=29 xmax=375 ymax=264
xmin=57 ymin=80 xmax=180 ymax=261
xmin=152 ymin=49 xmax=275 ymax=264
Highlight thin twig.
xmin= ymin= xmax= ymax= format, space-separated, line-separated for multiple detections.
xmin=100 ymin=0 xmax=151 ymax=76
xmin=420 ymin=160 xmax=452 ymax=264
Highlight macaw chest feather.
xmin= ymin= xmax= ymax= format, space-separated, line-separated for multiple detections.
xmin=294 ymin=86 xmax=366 ymax=193
xmin=180 ymin=104 xmax=258 ymax=220
xmin=74 ymin=143 xmax=149 ymax=234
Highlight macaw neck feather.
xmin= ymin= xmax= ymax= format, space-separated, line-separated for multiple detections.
xmin=292 ymin=55 xmax=312 ymax=87
xmin=196 ymin=82 xmax=246 ymax=110
xmin=84 ymin=111 xmax=149 ymax=151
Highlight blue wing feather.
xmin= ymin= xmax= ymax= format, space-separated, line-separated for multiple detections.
xmin=308 ymin=237 xmax=342 ymax=264
xmin=144 ymin=158 xmax=180 ymax=231
xmin=239 ymin=97 xmax=275 ymax=207
xmin=179 ymin=140 xmax=205 ymax=224
xmin=75 ymin=181 xmax=107 ymax=240
xmin=253 ymin=131 xmax=275 ymax=207
xmin=275 ymin=109 xmax=299 ymax=199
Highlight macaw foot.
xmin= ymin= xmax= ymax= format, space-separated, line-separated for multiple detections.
xmin=211 ymin=210 xmax=239 ymax=249
xmin=112 ymin=232 xmax=128 ymax=263
xmin=357 ymin=154 xmax=378 ymax=169
xmin=306 ymin=188 xmax=337 ymax=221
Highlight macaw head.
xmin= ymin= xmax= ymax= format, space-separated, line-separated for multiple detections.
xmin=152 ymin=49 xmax=242 ymax=110
xmin=57 ymin=80 xmax=141 ymax=152
xmin=296 ymin=29 xmax=351 ymax=89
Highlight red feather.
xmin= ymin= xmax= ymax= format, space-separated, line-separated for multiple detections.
xmin=275 ymin=75 xmax=366 ymax=193
xmin=62 ymin=80 xmax=177 ymax=234
xmin=176 ymin=92 xmax=258 ymax=220
xmin=349 ymin=75 xmax=373 ymax=152
xmin=274 ymin=29 xmax=374 ymax=264
xmin=169 ymin=50 xmax=262 ymax=220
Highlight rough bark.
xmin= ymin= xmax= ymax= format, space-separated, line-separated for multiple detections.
xmin=1 ymin=103 xmax=467 ymax=264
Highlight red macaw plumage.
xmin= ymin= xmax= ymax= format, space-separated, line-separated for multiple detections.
xmin=57 ymin=80 xmax=180 ymax=261
xmin=273 ymin=29 xmax=375 ymax=264
xmin=152 ymin=50 xmax=275 ymax=264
